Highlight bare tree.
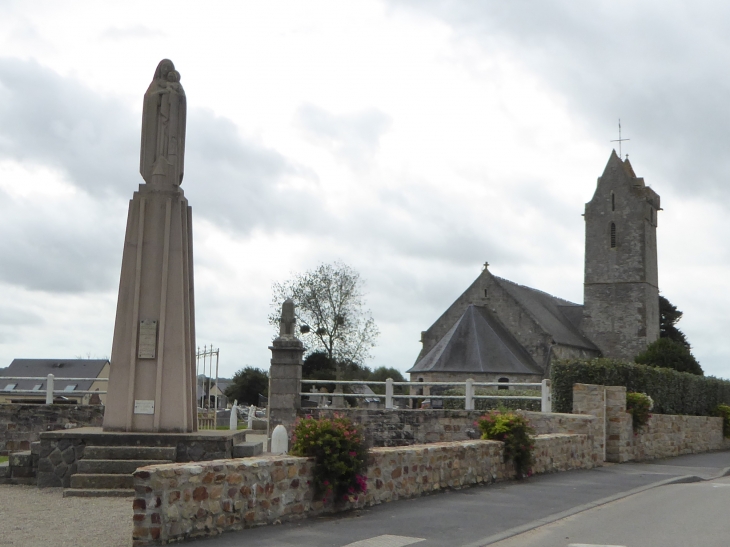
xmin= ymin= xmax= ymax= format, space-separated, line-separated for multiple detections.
xmin=270 ymin=261 xmax=379 ymax=379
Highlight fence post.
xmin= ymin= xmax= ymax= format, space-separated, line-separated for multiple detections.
xmin=46 ymin=374 xmax=54 ymax=405
xmin=465 ymin=378 xmax=474 ymax=411
xmin=541 ymin=379 xmax=552 ymax=413
xmin=385 ymin=378 xmax=394 ymax=409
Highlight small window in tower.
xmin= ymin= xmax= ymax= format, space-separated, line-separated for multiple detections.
xmin=484 ymin=289 xmax=488 ymax=298
xmin=610 ymin=223 xmax=617 ymax=248
xmin=498 ymin=377 xmax=509 ymax=390
xmin=612 ymin=192 xmax=615 ymax=211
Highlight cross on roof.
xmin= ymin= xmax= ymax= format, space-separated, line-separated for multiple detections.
xmin=610 ymin=119 xmax=630 ymax=158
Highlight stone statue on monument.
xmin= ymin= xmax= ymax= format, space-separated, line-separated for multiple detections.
xmin=140 ymin=59 xmax=187 ymax=186
xmin=279 ymin=299 xmax=297 ymax=339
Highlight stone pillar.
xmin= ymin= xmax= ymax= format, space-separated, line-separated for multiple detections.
xmin=268 ymin=300 xmax=304 ymax=448
xmin=604 ymin=386 xmax=633 ymax=463
xmin=572 ymin=383 xmax=606 ymax=461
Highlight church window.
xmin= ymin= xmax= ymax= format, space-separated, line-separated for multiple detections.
xmin=610 ymin=223 xmax=616 ymax=248
xmin=483 ymin=289 xmax=488 ymax=298
xmin=498 ymin=377 xmax=509 ymax=390
xmin=611 ymin=192 xmax=615 ymax=211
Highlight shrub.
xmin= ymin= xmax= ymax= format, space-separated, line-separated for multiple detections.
xmin=626 ymin=392 xmax=653 ymax=431
xmin=551 ymin=358 xmax=730 ymax=416
xmin=290 ymin=414 xmax=367 ymax=502
xmin=476 ymin=410 xmax=535 ymax=478
xmin=712 ymin=404 xmax=730 ymax=438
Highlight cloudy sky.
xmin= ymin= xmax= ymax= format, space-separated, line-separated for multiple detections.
xmin=1 ymin=0 xmax=729 ymax=380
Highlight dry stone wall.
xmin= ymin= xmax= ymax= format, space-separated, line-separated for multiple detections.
xmin=572 ymin=383 xmax=724 ymax=462
xmin=304 ymin=408 xmax=599 ymax=456
xmin=0 ymin=404 xmax=104 ymax=455
xmin=131 ymin=433 xmax=597 ymax=546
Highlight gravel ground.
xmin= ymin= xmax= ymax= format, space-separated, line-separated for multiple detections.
xmin=0 ymin=484 xmax=131 ymax=547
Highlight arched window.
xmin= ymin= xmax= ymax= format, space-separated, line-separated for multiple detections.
xmin=611 ymin=192 xmax=615 ymax=211
xmin=610 ymin=223 xmax=616 ymax=248
xmin=498 ymin=377 xmax=509 ymax=390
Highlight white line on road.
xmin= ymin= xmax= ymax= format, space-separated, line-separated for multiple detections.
xmin=342 ymin=535 xmax=426 ymax=547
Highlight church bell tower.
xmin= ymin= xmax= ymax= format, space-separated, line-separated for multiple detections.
xmin=582 ymin=150 xmax=660 ymax=361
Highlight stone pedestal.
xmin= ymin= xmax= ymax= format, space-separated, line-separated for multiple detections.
xmin=103 ymin=181 xmax=196 ymax=433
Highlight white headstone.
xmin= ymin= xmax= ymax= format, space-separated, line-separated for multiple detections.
xmin=270 ymin=424 xmax=288 ymax=454
xmin=229 ymin=400 xmax=238 ymax=430
xmin=248 ymin=405 xmax=255 ymax=429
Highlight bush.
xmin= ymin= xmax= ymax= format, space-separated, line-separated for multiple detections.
xmin=551 ymin=359 xmax=730 ymax=416
xmin=442 ymin=388 xmax=541 ymax=412
xmin=626 ymin=392 xmax=653 ymax=431
xmin=476 ymin=410 xmax=535 ymax=478
xmin=712 ymin=404 xmax=730 ymax=438
xmin=290 ymin=414 xmax=367 ymax=502
xmin=635 ymin=338 xmax=703 ymax=375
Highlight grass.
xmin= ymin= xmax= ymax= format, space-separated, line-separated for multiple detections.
xmin=0 ymin=456 xmax=8 ymax=464
xmin=215 ymin=424 xmax=248 ymax=430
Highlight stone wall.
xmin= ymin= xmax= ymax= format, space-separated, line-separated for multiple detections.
xmin=572 ymin=383 xmax=724 ymax=462
xmin=0 ymin=404 xmax=104 ymax=455
xmin=131 ymin=433 xmax=596 ymax=546
xmin=303 ymin=408 xmax=600 ymax=462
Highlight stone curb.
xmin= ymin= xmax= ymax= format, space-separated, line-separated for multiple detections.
xmin=461 ymin=473 xmax=712 ymax=547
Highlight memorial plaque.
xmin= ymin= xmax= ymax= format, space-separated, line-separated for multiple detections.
xmin=134 ymin=399 xmax=155 ymax=414
xmin=138 ymin=320 xmax=158 ymax=359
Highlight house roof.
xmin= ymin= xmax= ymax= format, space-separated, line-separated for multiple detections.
xmin=494 ymin=277 xmax=598 ymax=351
xmin=408 ymin=305 xmax=542 ymax=375
xmin=0 ymin=359 xmax=109 ymax=395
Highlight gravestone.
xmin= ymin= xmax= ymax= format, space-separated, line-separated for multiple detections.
xmin=103 ymin=59 xmax=197 ymax=433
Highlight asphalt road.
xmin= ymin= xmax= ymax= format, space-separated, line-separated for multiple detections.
xmin=191 ymin=451 xmax=730 ymax=547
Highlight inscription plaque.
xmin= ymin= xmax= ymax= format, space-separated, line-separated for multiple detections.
xmin=134 ymin=399 xmax=155 ymax=414
xmin=138 ymin=320 xmax=158 ymax=359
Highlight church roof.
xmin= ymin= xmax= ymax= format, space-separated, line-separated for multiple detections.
xmin=493 ymin=277 xmax=598 ymax=351
xmin=407 ymin=305 xmax=542 ymax=375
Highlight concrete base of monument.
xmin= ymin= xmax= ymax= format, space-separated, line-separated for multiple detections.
xmin=36 ymin=427 xmax=260 ymax=497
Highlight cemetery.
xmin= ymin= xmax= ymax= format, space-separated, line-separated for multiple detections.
xmin=1 ymin=58 xmax=730 ymax=546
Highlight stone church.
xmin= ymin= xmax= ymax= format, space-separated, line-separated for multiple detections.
xmin=408 ymin=150 xmax=661 ymax=383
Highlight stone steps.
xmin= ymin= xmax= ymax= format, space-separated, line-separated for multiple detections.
xmin=77 ymin=459 xmax=173 ymax=475
xmin=83 ymin=446 xmax=177 ymax=461
xmin=63 ymin=444 xmax=178 ymax=497
xmin=70 ymin=473 xmax=135 ymax=489
xmin=63 ymin=488 xmax=135 ymax=498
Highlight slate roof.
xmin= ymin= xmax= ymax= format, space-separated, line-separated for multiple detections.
xmin=407 ymin=305 xmax=542 ymax=375
xmin=0 ymin=359 xmax=109 ymax=395
xmin=493 ymin=277 xmax=598 ymax=351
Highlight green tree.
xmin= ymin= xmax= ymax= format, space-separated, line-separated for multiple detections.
xmin=635 ymin=337 xmax=703 ymax=376
xmin=659 ymin=295 xmax=690 ymax=349
xmin=270 ymin=261 xmax=379 ymax=379
xmin=224 ymin=366 xmax=269 ymax=406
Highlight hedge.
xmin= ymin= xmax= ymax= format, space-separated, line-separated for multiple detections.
xmin=551 ymin=358 xmax=730 ymax=416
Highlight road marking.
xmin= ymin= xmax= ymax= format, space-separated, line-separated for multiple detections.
xmin=342 ymin=535 xmax=426 ymax=547
xmin=712 ymin=484 xmax=730 ymax=487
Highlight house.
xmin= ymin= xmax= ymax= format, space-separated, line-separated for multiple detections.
xmin=409 ymin=151 xmax=660 ymax=383
xmin=0 ymin=359 xmax=110 ymax=404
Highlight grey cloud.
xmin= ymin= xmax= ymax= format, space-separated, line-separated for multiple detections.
xmin=295 ymin=103 xmax=392 ymax=169
xmin=0 ymin=58 xmax=325 ymax=237
xmin=0 ymin=303 xmax=42 ymax=326
xmin=0 ymin=189 xmax=123 ymax=293
xmin=391 ymin=1 xmax=730 ymax=201
xmin=0 ymin=57 xmax=138 ymax=199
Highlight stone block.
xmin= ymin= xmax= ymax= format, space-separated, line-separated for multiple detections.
xmin=9 ymin=451 xmax=32 ymax=467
